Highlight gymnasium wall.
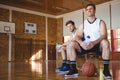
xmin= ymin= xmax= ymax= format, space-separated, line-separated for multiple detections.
xmin=0 ymin=7 xmax=63 ymax=62
xmin=0 ymin=8 xmax=9 ymax=62
xmin=56 ymin=18 xmax=63 ymax=44
xmin=0 ymin=8 xmax=9 ymax=22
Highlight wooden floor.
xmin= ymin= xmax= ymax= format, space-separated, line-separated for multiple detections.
xmin=0 ymin=58 xmax=120 ymax=80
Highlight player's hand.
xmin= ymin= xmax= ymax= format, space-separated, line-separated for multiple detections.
xmin=86 ymin=41 xmax=95 ymax=50
xmin=56 ymin=45 xmax=62 ymax=50
xmin=80 ymin=41 xmax=88 ymax=50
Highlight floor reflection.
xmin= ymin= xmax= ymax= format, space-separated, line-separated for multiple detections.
xmin=0 ymin=60 xmax=120 ymax=80
xmin=30 ymin=61 xmax=42 ymax=75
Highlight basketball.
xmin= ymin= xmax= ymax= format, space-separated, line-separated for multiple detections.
xmin=81 ymin=62 xmax=96 ymax=77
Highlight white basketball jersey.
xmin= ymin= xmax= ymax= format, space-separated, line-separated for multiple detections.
xmin=84 ymin=18 xmax=101 ymax=41
xmin=72 ymin=29 xmax=76 ymax=38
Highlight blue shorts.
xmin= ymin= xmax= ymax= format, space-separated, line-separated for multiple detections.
xmin=77 ymin=43 xmax=102 ymax=56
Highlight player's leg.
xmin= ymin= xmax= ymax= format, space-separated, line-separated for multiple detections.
xmin=100 ymin=39 xmax=112 ymax=79
xmin=56 ymin=46 xmax=69 ymax=72
xmin=65 ymin=41 xmax=81 ymax=76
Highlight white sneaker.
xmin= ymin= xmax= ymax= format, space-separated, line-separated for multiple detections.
xmin=104 ymin=75 xmax=112 ymax=80
xmin=103 ymin=71 xmax=112 ymax=79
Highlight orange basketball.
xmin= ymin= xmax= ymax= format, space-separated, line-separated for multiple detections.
xmin=81 ymin=62 xmax=96 ymax=77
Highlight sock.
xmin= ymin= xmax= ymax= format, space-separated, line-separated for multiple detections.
xmin=62 ymin=59 xmax=67 ymax=66
xmin=66 ymin=60 xmax=70 ymax=67
xmin=103 ymin=60 xmax=110 ymax=72
xmin=103 ymin=59 xmax=112 ymax=76
xmin=70 ymin=61 xmax=77 ymax=69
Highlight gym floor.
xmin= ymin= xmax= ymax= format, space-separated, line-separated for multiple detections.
xmin=0 ymin=57 xmax=120 ymax=80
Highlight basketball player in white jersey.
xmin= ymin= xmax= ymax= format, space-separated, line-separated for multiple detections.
xmin=56 ymin=20 xmax=78 ymax=72
xmin=65 ymin=4 xmax=112 ymax=79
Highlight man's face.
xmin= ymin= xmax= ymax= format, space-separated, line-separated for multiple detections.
xmin=66 ymin=23 xmax=75 ymax=32
xmin=85 ymin=6 xmax=95 ymax=17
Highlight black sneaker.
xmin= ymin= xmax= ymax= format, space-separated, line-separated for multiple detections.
xmin=103 ymin=70 xmax=112 ymax=79
xmin=65 ymin=68 xmax=78 ymax=77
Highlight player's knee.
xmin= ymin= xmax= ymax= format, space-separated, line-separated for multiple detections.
xmin=69 ymin=41 xmax=77 ymax=48
xmin=101 ymin=39 xmax=110 ymax=48
xmin=61 ymin=46 xmax=66 ymax=51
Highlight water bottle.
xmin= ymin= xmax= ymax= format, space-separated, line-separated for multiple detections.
xmin=56 ymin=42 xmax=59 ymax=46
xmin=85 ymin=35 xmax=91 ymax=45
xmin=56 ymin=42 xmax=61 ymax=52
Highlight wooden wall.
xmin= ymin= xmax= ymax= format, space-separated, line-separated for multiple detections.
xmin=0 ymin=8 xmax=9 ymax=22
xmin=0 ymin=8 xmax=63 ymax=62
xmin=48 ymin=17 xmax=57 ymax=44
xmin=12 ymin=11 xmax=46 ymax=39
xmin=12 ymin=11 xmax=46 ymax=61
xmin=57 ymin=18 xmax=63 ymax=44
xmin=47 ymin=18 xmax=63 ymax=60
xmin=14 ymin=38 xmax=46 ymax=61
xmin=0 ymin=8 xmax=9 ymax=62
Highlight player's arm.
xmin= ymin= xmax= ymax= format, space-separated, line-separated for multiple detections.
xmin=93 ymin=20 xmax=107 ymax=45
xmin=75 ymin=23 xmax=84 ymax=45
xmin=62 ymin=36 xmax=73 ymax=46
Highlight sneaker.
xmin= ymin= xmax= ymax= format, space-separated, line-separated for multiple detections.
xmin=65 ymin=68 xmax=78 ymax=77
xmin=103 ymin=70 xmax=112 ymax=79
xmin=56 ymin=65 xmax=70 ymax=72
xmin=56 ymin=66 xmax=63 ymax=72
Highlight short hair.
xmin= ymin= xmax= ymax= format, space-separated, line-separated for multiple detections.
xmin=65 ymin=20 xmax=75 ymax=26
xmin=85 ymin=3 xmax=96 ymax=11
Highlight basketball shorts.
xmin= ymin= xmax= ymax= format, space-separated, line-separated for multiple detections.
xmin=77 ymin=43 xmax=102 ymax=56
